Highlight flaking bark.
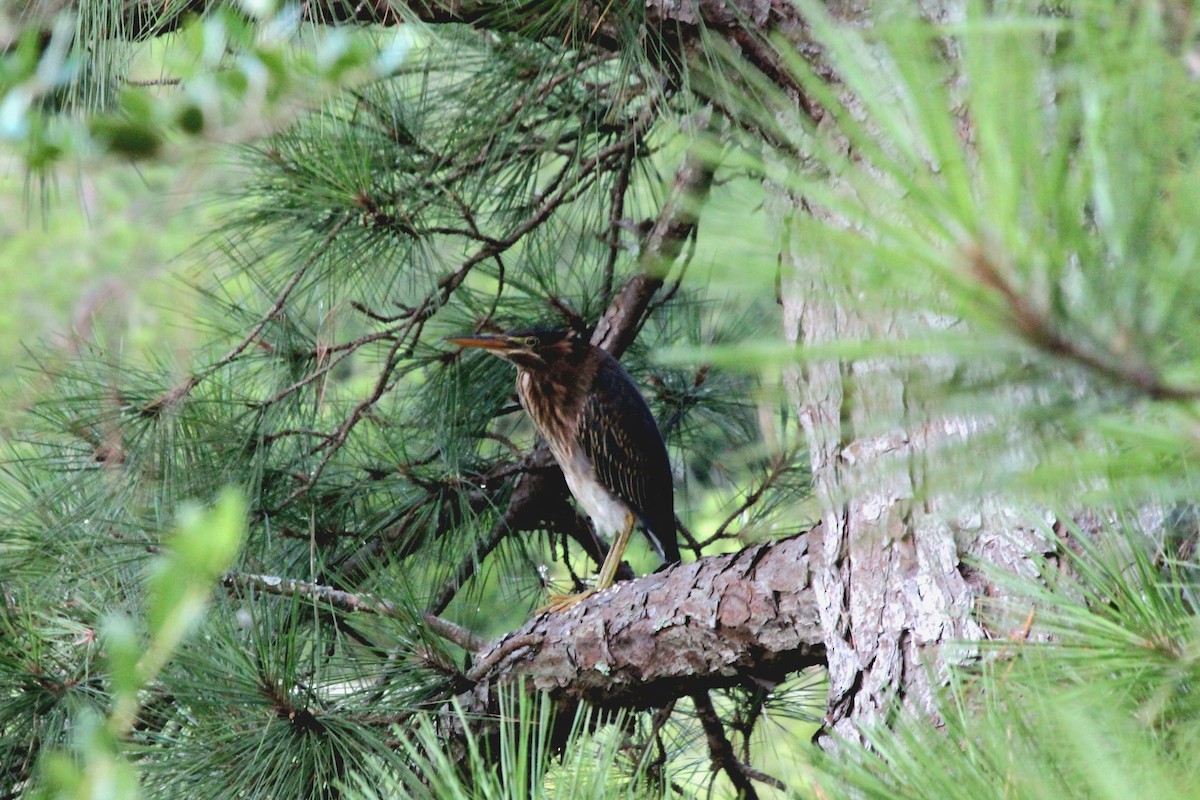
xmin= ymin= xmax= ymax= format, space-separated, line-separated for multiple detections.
xmin=453 ymin=531 xmax=824 ymax=727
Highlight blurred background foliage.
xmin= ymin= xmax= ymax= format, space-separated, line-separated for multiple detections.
xmin=0 ymin=161 xmax=219 ymax=422
xmin=2 ymin=0 xmax=1200 ymax=799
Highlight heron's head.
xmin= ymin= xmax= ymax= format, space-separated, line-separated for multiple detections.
xmin=446 ymin=327 xmax=583 ymax=370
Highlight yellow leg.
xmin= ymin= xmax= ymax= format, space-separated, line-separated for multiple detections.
xmin=540 ymin=512 xmax=635 ymax=614
xmin=593 ymin=512 xmax=634 ymax=592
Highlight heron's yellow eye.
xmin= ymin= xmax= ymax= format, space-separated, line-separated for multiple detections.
xmin=523 ymin=336 xmax=540 ymax=348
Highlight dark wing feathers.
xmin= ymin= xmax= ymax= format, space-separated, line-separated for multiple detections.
xmin=577 ymin=355 xmax=680 ymax=563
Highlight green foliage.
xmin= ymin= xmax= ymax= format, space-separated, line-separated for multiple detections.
xmin=30 ymin=490 xmax=247 ymax=800
xmin=810 ymin=524 xmax=1200 ymax=800
xmin=736 ymin=0 xmax=1200 ymax=504
xmin=1 ymin=1 xmax=804 ymax=797
xmin=708 ymin=1 xmax=1200 ymax=797
xmin=356 ymin=689 xmax=655 ymax=800
xmin=1 ymin=4 xmax=410 ymax=170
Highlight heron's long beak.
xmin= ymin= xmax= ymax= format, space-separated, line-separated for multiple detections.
xmin=445 ymin=334 xmax=513 ymax=351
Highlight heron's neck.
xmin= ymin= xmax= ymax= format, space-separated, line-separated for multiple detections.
xmin=515 ymin=347 xmax=595 ymax=444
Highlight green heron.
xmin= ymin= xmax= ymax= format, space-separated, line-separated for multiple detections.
xmin=447 ymin=327 xmax=679 ymax=609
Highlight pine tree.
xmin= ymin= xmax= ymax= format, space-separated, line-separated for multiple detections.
xmin=3 ymin=1 xmax=1200 ymax=799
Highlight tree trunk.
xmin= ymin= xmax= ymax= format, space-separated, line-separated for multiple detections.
xmin=777 ymin=225 xmax=1048 ymax=744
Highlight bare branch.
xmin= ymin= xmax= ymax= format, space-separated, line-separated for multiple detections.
xmin=422 ymin=612 xmax=488 ymax=652
xmin=601 ymin=140 xmax=637 ymax=301
xmin=593 ymin=142 xmax=716 ymax=357
xmin=701 ymin=454 xmax=795 ymax=546
xmin=968 ymin=245 xmax=1200 ymax=402
xmin=221 ymin=571 xmax=400 ymax=616
xmin=693 ymin=690 xmax=760 ymax=800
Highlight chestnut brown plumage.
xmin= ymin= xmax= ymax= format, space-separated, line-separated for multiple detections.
xmin=447 ymin=327 xmax=679 ymax=608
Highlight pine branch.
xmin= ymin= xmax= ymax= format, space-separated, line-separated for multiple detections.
xmin=220 ymin=570 xmax=488 ymax=652
xmin=600 ymin=139 xmax=637 ymax=300
xmin=968 ymin=245 xmax=1200 ymax=402
xmin=421 ymin=612 xmax=488 ymax=653
xmin=142 ymin=214 xmax=351 ymax=416
xmin=426 ymin=468 xmax=550 ymax=615
xmin=692 ymin=690 xmax=761 ymax=800
xmin=221 ymin=571 xmax=402 ymax=617
xmin=456 ymin=530 xmax=823 ymax=713
xmin=593 ymin=140 xmax=715 ymax=357
xmin=701 ymin=453 xmax=795 ymax=547
xmin=32 ymin=0 xmax=807 ymax=56
xmin=266 ymin=115 xmax=653 ymax=510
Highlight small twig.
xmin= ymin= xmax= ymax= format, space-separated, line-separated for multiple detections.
xmin=480 ymin=431 xmax=524 ymax=459
xmin=674 ymin=517 xmax=703 ymax=559
xmin=143 ymin=215 xmax=351 ymax=415
xmin=601 ymin=139 xmax=637 ymax=301
xmin=734 ymin=688 xmax=769 ymax=764
xmin=262 ymin=427 xmax=337 ymax=444
xmin=122 ymin=77 xmax=182 ymax=86
xmin=701 ymin=455 xmax=793 ymax=547
xmin=592 ymin=139 xmax=716 ymax=357
xmin=691 ymin=691 xmax=762 ymax=800
xmin=444 ymin=181 xmax=509 ymax=329
xmin=642 ymin=223 xmax=698 ymax=320
xmin=968 ymin=245 xmax=1200 ymax=402
xmin=997 ymin=608 xmax=1038 ymax=682
xmin=421 ymin=612 xmax=487 ymax=653
xmin=221 ymin=571 xmax=399 ymax=617
xmin=636 ymin=700 xmax=677 ymax=781
xmin=560 ymin=531 xmax=589 ymax=592
xmin=465 ymin=634 xmax=540 ymax=683
xmin=546 ymin=294 xmax=587 ymax=332
xmin=736 ymin=762 xmax=787 ymax=792
xmin=275 ymin=335 xmax=411 ymax=508
xmin=254 ymin=345 xmax=361 ymax=408
xmin=350 ymin=299 xmax=410 ymax=323
xmin=656 ymin=364 xmax=712 ymax=437
xmin=426 ymin=470 xmax=543 ymax=614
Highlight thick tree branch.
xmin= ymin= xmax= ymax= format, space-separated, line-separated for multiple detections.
xmin=592 ymin=144 xmax=716 ymax=357
xmin=456 ymin=530 xmax=823 ymax=716
xmin=31 ymin=0 xmax=805 ymax=52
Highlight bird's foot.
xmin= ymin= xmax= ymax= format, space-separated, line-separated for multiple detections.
xmin=537 ymin=589 xmax=596 ymax=614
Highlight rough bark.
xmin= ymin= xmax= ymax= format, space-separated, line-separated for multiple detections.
xmin=773 ymin=0 xmax=1051 ymax=736
xmin=450 ymin=531 xmax=824 ymax=743
xmin=780 ymin=264 xmax=1049 ymax=742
